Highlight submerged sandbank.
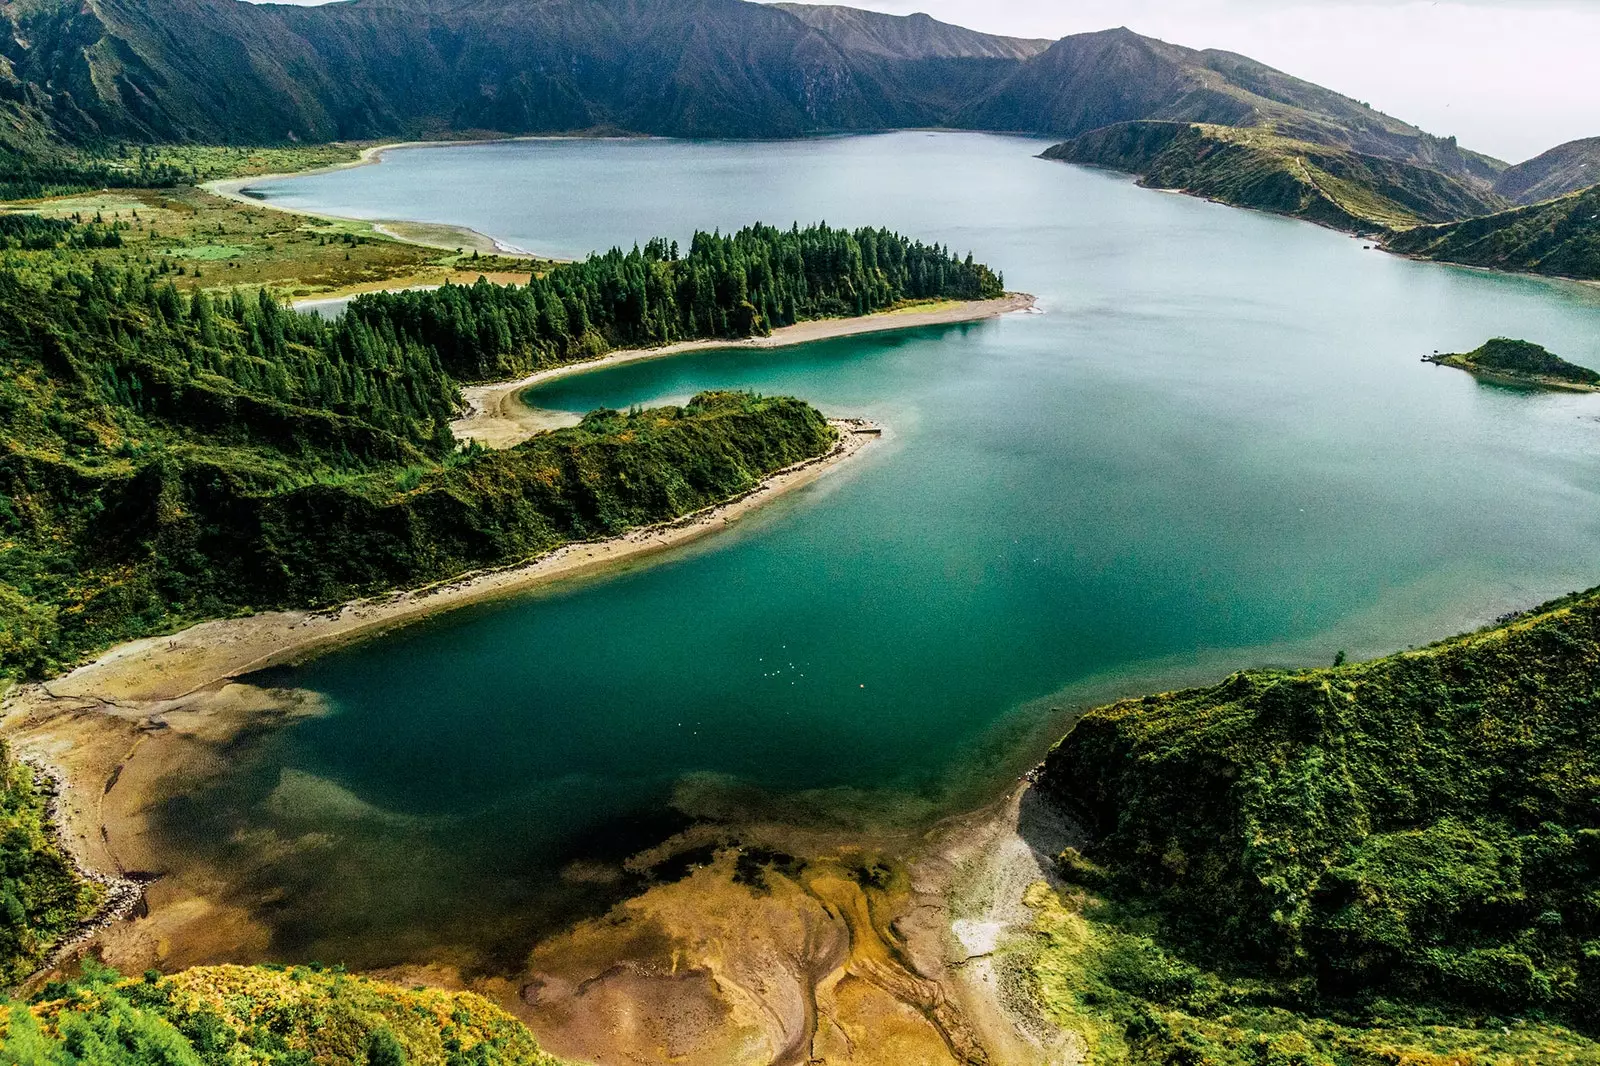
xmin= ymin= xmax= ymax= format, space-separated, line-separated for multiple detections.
xmin=454 ymin=292 xmax=1038 ymax=449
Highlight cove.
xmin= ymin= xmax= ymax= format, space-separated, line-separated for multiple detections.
xmin=161 ymin=132 xmax=1600 ymax=972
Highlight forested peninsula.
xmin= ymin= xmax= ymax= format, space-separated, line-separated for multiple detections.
xmin=0 ymin=222 xmax=998 ymax=681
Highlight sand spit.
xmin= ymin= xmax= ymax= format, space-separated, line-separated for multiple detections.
xmin=4 ymin=421 xmax=878 ymax=715
xmin=454 ymin=292 xmax=1038 ymax=449
xmin=201 ymin=142 xmax=535 ymax=258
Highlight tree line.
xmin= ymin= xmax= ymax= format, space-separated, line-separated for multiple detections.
xmin=346 ymin=221 xmax=1007 ymax=381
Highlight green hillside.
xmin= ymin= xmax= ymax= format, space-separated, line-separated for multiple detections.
xmin=1028 ymin=587 xmax=1600 ymax=1061
xmin=1 ymin=962 xmax=569 ymax=1065
xmin=1044 ymin=121 xmax=1507 ymax=234
xmin=0 ymin=742 xmax=101 ymax=987
xmin=0 ymin=220 xmax=996 ymax=679
xmin=1427 ymin=338 xmax=1600 ymax=391
xmin=1386 ymin=184 xmax=1600 ymax=280
xmin=0 ymin=0 xmax=1502 ymax=191
xmin=971 ymin=30 xmax=1503 ymax=185
xmin=1494 ymin=136 xmax=1600 ymax=205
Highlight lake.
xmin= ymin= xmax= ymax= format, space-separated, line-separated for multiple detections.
xmin=170 ymin=132 xmax=1600 ymax=970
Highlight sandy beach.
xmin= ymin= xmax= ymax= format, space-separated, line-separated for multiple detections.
xmin=0 ymin=419 xmax=882 ymax=978
xmin=5 ymin=420 xmax=878 ymax=713
xmin=454 ymin=292 xmax=1039 ymax=449
xmin=201 ymin=141 xmax=537 ymax=258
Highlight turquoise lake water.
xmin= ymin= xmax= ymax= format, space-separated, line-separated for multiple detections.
xmin=171 ymin=132 xmax=1600 ymax=970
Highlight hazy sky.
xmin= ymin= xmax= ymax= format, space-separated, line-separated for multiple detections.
xmin=812 ymin=0 xmax=1598 ymax=162
xmin=250 ymin=0 xmax=1596 ymax=162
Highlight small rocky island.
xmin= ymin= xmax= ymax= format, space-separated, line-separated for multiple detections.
xmin=1425 ymin=337 xmax=1600 ymax=391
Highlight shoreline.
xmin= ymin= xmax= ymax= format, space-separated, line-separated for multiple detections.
xmin=200 ymin=140 xmax=538 ymax=259
xmin=454 ymin=292 xmax=1038 ymax=449
xmin=1422 ymin=354 xmax=1600 ymax=392
xmin=5 ymin=420 xmax=880 ymax=712
xmin=0 ymin=420 xmax=883 ymax=979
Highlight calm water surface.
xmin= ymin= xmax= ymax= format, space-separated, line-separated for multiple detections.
xmin=180 ymin=133 xmax=1600 ymax=969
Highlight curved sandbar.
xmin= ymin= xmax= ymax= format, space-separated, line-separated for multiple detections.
xmin=5 ymin=420 xmax=879 ymax=713
xmin=201 ymin=142 xmax=537 ymax=258
xmin=454 ymin=292 xmax=1039 ymax=449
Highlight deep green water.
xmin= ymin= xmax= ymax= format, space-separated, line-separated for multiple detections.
xmin=172 ymin=132 xmax=1600 ymax=970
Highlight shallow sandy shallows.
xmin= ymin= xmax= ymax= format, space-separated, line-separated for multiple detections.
xmin=0 ymin=420 xmax=882 ymax=974
xmin=0 ymin=295 xmax=1070 ymax=1062
xmin=453 ymin=292 xmax=1039 ymax=448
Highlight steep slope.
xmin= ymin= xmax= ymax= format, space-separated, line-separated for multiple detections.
xmin=1386 ymin=183 xmax=1600 ymax=279
xmin=0 ymin=0 xmax=1504 ymax=190
xmin=966 ymin=28 xmax=1504 ymax=184
xmin=1045 ymin=121 xmax=1508 ymax=234
xmin=771 ymin=2 xmax=1050 ymax=60
xmin=0 ymin=0 xmax=912 ymax=144
xmin=1038 ymin=586 xmax=1600 ymax=1032
xmin=1495 ymin=135 xmax=1600 ymax=205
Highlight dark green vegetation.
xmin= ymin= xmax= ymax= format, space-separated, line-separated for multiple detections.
xmin=0 ymin=144 xmax=361 ymax=205
xmin=0 ymin=156 xmax=187 ymax=206
xmin=1030 ymin=588 xmax=1600 ymax=1062
xmin=0 ymin=744 xmax=100 ymax=987
xmin=1493 ymin=136 xmax=1600 ymax=206
xmin=0 ymin=962 xmax=567 ymax=1065
xmin=3 ymin=184 xmax=535 ymax=303
xmin=345 ymin=222 xmax=1005 ymax=380
xmin=0 ymin=264 xmax=836 ymax=679
xmin=1388 ymin=184 xmax=1600 ymax=280
xmin=0 ymin=0 xmax=1498 ymax=187
xmin=1044 ymin=121 xmax=1507 ymax=234
xmin=0 ymin=219 xmax=1002 ymax=679
xmin=1427 ymin=338 xmax=1600 ymax=391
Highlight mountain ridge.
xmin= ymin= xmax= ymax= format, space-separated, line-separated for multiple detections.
xmin=1494 ymin=135 xmax=1600 ymax=205
xmin=0 ymin=0 xmax=1504 ymax=192
xmin=771 ymin=2 xmax=1052 ymax=61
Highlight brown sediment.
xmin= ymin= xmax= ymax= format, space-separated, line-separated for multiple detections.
xmin=498 ymin=836 xmax=982 ymax=1066
xmin=453 ymin=293 xmax=1039 ymax=450
xmin=5 ymin=681 xmax=335 ymax=984
xmin=907 ymin=785 xmax=1090 ymax=1066
xmin=418 ymin=784 xmax=1087 ymax=1066
xmin=0 ymin=422 xmax=881 ymax=970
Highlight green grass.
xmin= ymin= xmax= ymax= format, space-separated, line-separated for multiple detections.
xmin=1046 ymin=122 xmax=1509 ymax=235
xmin=1 ymin=962 xmax=571 ymax=1065
xmin=1387 ymin=185 xmax=1600 ymax=280
xmin=0 ymin=744 xmax=101 ymax=987
xmin=1024 ymin=882 xmax=1600 ymax=1065
xmin=1029 ymin=587 xmax=1600 ymax=1059
xmin=1434 ymin=339 xmax=1600 ymax=388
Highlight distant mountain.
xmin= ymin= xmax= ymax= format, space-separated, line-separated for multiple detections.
xmin=1494 ymin=136 xmax=1600 ymax=205
xmin=966 ymin=28 xmax=1504 ymax=183
xmin=1045 ymin=121 xmax=1508 ymax=235
xmin=0 ymin=0 xmax=1504 ymax=193
xmin=771 ymin=3 xmax=1051 ymax=61
xmin=1386 ymin=184 xmax=1600 ymax=280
